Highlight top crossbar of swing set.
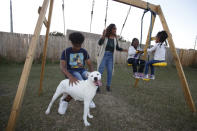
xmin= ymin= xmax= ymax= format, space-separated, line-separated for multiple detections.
xmin=112 ymin=0 xmax=158 ymax=13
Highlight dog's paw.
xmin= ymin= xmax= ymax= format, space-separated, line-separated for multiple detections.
xmin=84 ymin=121 xmax=91 ymax=126
xmin=88 ymin=114 xmax=93 ymax=118
xmin=45 ymin=109 xmax=50 ymax=115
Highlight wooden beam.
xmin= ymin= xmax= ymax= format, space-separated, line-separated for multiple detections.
xmin=134 ymin=13 xmax=156 ymax=88
xmin=6 ymin=0 xmax=50 ymax=130
xmin=151 ymin=37 xmax=156 ymax=41
xmin=157 ymin=6 xmax=196 ymax=112
xmin=113 ymin=0 xmax=158 ymax=13
xmin=39 ymin=0 xmax=54 ymax=96
xmin=38 ymin=6 xmax=48 ymax=27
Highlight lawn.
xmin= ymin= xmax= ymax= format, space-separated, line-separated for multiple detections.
xmin=0 ymin=63 xmax=197 ymax=131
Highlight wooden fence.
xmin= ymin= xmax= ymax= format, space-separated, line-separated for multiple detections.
xmin=179 ymin=49 xmax=197 ymax=66
xmin=0 ymin=30 xmax=197 ymax=66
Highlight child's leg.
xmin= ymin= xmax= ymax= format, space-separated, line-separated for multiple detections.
xmin=71 ymin=71 xmax=84 ymax=80
xmin=144 ymin=61 xmax=149 ymax=75
xmin=150 ymin=60 xmax=165 ymax=75
xmin=81 ymin=70 xmax=88 ymax=80
xmin=138 ymin=60 xmax=145 ymax=73
xmin=144 ymin=60 xmax=154 ymax=75
xmin=150 ymin=64 xmax=155 ymax=75
xmin=127 ymin=58 xmax=137 ymax=73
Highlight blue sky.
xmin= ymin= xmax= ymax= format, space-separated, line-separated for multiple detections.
xmin=0 ymin=0 xmax=197 ymax=49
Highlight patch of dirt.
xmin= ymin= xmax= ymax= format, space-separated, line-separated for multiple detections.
xmin=95 ymin=93 xmax=132 ymax=119
xmin=0 ymin=85 xmax=15 ymax=96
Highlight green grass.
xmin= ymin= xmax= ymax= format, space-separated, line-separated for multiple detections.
xmin=0 ymin=63 xmax=197 ymax=131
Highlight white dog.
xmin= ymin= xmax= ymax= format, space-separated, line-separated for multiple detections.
xmin=45 ymin=71 xmax=102 ymax=126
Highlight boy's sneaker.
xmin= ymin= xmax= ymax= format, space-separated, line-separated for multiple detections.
xmin=150 ymin=75 xmax=155 ymax=80
xmin=89 ymin=101 xmax=96 ymax=108
xmin=58 ymin=99 xmax=68 ymax=115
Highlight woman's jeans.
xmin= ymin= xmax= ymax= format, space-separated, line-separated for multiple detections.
xmin=127 ymin=58 xmax=145 ymax=73
xmin=98 ymin=51 xmax=113 ymax=87
xmin=144 ymin=60 xmax=164 ymax=75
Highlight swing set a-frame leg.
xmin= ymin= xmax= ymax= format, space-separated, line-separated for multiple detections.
xmin=6 ymin=0 xmax=52 ymax=130
xmin=39 ymin=0 xmax=54 ymax=96
xmin=157 ymin=6 xmax=196 ymax=112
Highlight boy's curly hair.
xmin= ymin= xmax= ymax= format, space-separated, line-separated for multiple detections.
xmin=69 ymin=32 xmax=84 ymax=45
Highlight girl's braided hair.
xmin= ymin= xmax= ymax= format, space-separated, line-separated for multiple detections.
xmin=157 ymin=30 xmax=168 ymax=46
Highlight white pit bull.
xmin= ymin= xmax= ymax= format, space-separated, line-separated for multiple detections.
xmin=45 ymin=71 xmax=102 ymax=126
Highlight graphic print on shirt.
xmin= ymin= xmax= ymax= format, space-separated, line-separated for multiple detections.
xmin=69 ymin=53 xmax=84 ymax=68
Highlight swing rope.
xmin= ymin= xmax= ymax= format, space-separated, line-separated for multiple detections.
xmin=119 ymin=6 xmax=131 ymax=38
xmin=90 ymin=0 xmax=95 ymax=32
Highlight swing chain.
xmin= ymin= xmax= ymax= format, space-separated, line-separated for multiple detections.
xmin=104 ymin=0 xmax=109 ymax=28
xmin=90 ymin=0 xmax=95 ymax=32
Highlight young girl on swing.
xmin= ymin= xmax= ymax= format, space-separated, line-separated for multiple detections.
xmin=143 ymin=30 xmax=168 ymax=80
xmin=127 ymin=38 xmax=145 ymax=78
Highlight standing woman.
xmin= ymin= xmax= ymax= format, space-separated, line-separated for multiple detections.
xmin=97 ymin=23 xmax=127 ymax=92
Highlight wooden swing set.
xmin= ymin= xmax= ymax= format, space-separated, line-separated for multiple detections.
xmin=6 ymin=0 xmax=196 ymax=130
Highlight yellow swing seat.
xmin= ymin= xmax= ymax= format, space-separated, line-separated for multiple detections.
xmin=143 ymin=78 xmax=150 ymax=81
xmin=152 ymin=62 xmax=167 ymax=67
xmin=129 ymin=62 xmax=167 ymax=66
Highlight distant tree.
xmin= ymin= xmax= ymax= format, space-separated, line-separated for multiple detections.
xmin=49 ymin=31 xmax=64 ymax=36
